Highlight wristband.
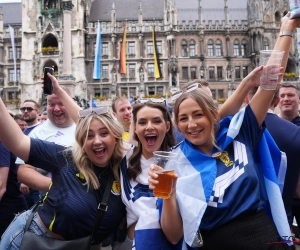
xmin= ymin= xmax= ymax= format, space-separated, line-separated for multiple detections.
xmin=279 ymin=31 xmax=293 ymax=37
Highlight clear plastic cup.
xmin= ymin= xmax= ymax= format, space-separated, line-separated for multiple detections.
xmin=259 ymin=50 xmax=285 ymax=90
xmin=152 ymin=151 xmax=178 ymax=199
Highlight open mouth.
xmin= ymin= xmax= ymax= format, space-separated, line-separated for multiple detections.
xmin=145 ymin=134 xmax=157 ymax=146
xmin=189 ymin=130 xmax=201 ymax=137
xmin=94 ymin=148 xmax=105 ymax=156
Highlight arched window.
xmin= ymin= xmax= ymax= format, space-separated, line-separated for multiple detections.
xmin=263 ymin=39 xmax=269 ymax=50
xmin=241 ymin=39 xmax=247 ymax=56
xmin=181 ymin=39 xmax=188 ymax=57
xmin=283 ymin=10 xmax=288 ymax=16
xmin=42 ymin=34 xmax=58 ymax=49
xmin=189 ymin=39 xmax=195 ymax=57
xmin=233 ymin=39 xmax=239 ymax=56
xmin=275 ymin=11 xmax=281 ymax=22
xmin=43 ymin=60 xmax=58 ymax=76
xmin=207 ymin=39 xmax=214 ymax=56
xmin=215 ymin=39 xmax=222 ymax=56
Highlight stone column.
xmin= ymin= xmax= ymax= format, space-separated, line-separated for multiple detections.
xmin=61 ymin=1 xmax=73 ymax=76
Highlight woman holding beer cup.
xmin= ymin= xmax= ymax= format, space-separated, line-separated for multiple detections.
xmin=149 ymin=13 xmax=299 ymax=250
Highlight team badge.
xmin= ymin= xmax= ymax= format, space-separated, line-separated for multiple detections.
xmin=111 ymin=181 xmax=121 ymax=195
xmin=212 ymin=151 xmax=234 ymax=167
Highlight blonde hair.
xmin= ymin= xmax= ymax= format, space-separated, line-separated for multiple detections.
xmin=70 ymin=112 xmax=125 ymax=190
xmin=173 ymin=88 xmax=220 ymax=149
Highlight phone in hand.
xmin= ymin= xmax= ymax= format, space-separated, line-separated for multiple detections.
xmin=43 ymin=67 xmax=54 ymax=95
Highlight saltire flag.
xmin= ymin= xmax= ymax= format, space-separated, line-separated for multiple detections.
xmin=166 ymin=107 xmax=290 ymax=247
xmin=9 ymin=26 xmax=17 ymax=82
xmin=152 ymin=25 xmax=162 ymax=79
xmin=119 ymin=23 xmax=127 ymax=74
xmin=93 ymin=21 xmax=102 ymax=79
xmin=90 ymin=95 xmax=97 ymax=108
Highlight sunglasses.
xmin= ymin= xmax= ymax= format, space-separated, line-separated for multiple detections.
xmin=20 ymin=107 xmax=36 ymax=112
xmin=136 ymin=98 xmax=166 ymax=106
xmin=171 ymin=83 xmax=202 ymax=101
xmin=78 ymin=106 xmax=109 ymax=118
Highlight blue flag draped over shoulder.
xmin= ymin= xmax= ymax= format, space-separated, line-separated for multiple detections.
xmin=135 ymin=106 xmax=290 ymax=249
xmin=93 ymin=21 xmax=101 ymax=79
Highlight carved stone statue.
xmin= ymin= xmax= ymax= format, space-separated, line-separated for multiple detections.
xmin=139 ymin=68 xmax=144 ymax=83
xmin=168 ymin=57 xmax=178 ymax=75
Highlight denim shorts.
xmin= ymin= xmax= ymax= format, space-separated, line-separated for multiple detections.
xmin=0 ymin=209 xmax=52 ymax=250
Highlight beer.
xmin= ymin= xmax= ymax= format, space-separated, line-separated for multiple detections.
xmin=153 ymin=170 xmax=174 ymax=199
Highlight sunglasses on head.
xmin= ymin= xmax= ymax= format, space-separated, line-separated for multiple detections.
xmin=171 ymin=83 xmax=202 ymax=101
xmin=20 ymin=107 xmax=36 ymax=112
xmin=78 ymin=106 xmax=109 ymax=118
xmin=136 ymin=98 xmax=166 ymax=106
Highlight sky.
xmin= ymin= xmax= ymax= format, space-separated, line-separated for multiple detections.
xmin=0 ymin=0 xmax=21 ymax=2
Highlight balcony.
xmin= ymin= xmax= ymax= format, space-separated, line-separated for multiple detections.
xmin=42 ymin=47 xmax=59 ymax=56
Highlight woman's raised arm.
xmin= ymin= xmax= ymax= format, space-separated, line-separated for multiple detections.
xmin=0 ymin=98 xmax=30 ymax=161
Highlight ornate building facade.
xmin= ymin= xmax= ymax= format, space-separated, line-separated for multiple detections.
xmin=0 ymin=0 xmax=298 ymax=113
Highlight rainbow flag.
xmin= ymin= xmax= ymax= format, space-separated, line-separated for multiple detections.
xmin=152 ymin=25 xmax=161 ymax=79
xmin=93 ymin=21 xmax=101 ymax=79
xmin=119 ymin=23 xmax=127 ymax=74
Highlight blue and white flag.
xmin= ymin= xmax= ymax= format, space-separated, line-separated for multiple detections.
xmin=90 ymin=95 xmax=97 ymax=108
xmin=9 ymin=26 xmax=17 ymax=82
xmin=93 ymin=21 xmax=101 ymax=79
xmin=169 ymin=106 xmax=291 ymax=247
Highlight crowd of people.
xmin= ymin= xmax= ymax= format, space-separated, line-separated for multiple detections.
xmin=0 ymin=12 xmax=299 ymax=250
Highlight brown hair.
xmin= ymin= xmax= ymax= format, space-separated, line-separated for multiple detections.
xmin=127 ymin=102 xmax=175 ymax=181
xmin=173 ymin=88 xmax=220 ymax=149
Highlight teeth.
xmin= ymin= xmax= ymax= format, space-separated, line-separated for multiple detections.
xmin=190 ymin=131 xmax=199 ymax=135
xmin=95 ymin=149 xmax=103 ymax=152
xmin=146 ymin=135 xmax=156 ymax=137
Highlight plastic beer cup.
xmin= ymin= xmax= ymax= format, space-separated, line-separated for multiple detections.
xmin=153 ymin=151 xmax=179 ymax=199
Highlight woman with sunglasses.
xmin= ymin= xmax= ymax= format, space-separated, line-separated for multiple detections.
xmin=149 ymin=14 xmax=298 ymax=250
xmin=120 ymin=98 xmax=176 ymax=244
xmin=0 ymin=74 xmax=127 ymax=249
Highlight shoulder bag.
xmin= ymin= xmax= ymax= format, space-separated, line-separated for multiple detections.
xmin=20 ymin=173 xmax=113 ymax=250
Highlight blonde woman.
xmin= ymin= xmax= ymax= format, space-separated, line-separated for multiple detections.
xmin=0 ymin=75 xmax=127 ymax=249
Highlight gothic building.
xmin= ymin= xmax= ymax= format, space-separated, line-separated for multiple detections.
xmin=0 ymin=0 xmax=297 ymax=113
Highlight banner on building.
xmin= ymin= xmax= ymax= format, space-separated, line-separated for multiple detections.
xmin=9 ymin=26 xmax=17 ymax=82
xmin=119 ymin=23 xmax=127 ymax=74
xmin=93 ymin=21 xmax=102 ymax=79
xmin=152 ymin=25 xmax=161 ymax=79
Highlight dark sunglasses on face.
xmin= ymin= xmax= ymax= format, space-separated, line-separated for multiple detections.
xmin=78 ymin=106 xmax=109 ymax=118
xmin=171 ymin=83 xmax=202 ymax=101
xmin=20 ymin=107 xmax=36 ymax=112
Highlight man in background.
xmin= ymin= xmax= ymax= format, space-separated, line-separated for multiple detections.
xmin=112 ymin=97 xmax=132 ymax=142
xmin=13 ymin=114 xmax=27 ymax=131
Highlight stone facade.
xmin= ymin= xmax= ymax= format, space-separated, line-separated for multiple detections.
xmin=0 ymin=0 xmax=298 ymax=113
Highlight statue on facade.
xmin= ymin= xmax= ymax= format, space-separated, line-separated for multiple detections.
xmin=139 ymin=68 xmax=144 ymax=83
xmin=168 ymin=57 xmax=178 ymax=75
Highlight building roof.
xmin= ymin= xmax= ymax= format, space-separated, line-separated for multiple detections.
xmin=0 ymin=2 xmax=22 ymax=26
xmin=176 ymin=0 xmax=248 ymax=23
xmin=89 ymin=0 xmax=164 ymax=22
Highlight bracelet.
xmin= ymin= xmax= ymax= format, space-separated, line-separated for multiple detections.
xmin=279 ymin=31 xmax=293 ymax=37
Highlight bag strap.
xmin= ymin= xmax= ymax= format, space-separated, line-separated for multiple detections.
xmin=91 ymin=172 xmax=113 ymax=243
xmin=23 ymin=198 xmax=43 ymax=232
xmin=23 ymin=172 xmax=114 ymax=244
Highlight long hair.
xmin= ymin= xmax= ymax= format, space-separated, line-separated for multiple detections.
xmin=128 ymin=102 xmax=175 ymax=181
xmin=173 ymin=88 xmax=220 ymax=149
xmin=70 ymin=112 xmax=126 ymax=190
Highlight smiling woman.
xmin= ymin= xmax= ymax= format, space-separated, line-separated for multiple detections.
xmin=0 ymin=73 xmax=129 ymax=249
xmin=120 ymin=100 xmax=175 ymax=244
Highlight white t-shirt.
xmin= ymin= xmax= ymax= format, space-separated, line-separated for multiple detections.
xmin=121 ymin=147 xmax=157 ymax=227
xmin=16 ymin=120 xmax=76 ymax=164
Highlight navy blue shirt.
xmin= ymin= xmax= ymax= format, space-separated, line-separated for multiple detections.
xmin=264 ymin=112 xmax=300 ymax=225
xmin=27 ymin=138 xmax=125 ymax=244
xmin=200 ymin=105 xmax=266 ymax=230
xmin=0 ymin=142 xmax=27 ymax=220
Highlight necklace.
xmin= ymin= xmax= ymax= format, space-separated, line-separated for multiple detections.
xmin=94 ymin=165 xmax=110 ymax=179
